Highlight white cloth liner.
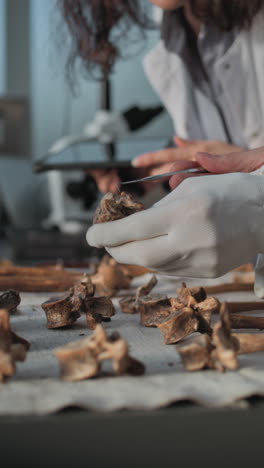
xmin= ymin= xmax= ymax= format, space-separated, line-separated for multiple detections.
xmin=1 ymin=273 xmax=264 ymax=415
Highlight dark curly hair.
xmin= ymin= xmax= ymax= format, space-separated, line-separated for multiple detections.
xmin=60 ymin=0 xmax=154 ymax=78
xmin=190 ymin=0 xmax=264 ymax=30
xmin=60 ymin=0 xmax=264 ymax=77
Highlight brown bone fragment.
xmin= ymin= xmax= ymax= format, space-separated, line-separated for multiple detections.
xmin=139 ymin=295 xmax=172 ymax=327
xmin=11 ymin=329 xmax=30 ymax=353
xmin=86 ymin=314 xmax=99 ymax=330
xmin=91 ymin=256 xmax=131 ymax=296
xmin=0 ymin=265 xmax=81 ymax=277
xmin=55 ymin=338 xmax=100 ymax=381
xmin=0 ymin=290 xmax=21 ymax=314
xmin=204 ymin=282 xmax=254 ymax=294
xmin=177 ymin=335 xmax=214 ymax=371
xmin=0 ymin=265 xmax=84 ymax=292
xmin=55 ymin=324 xmax=145 ymax=381
xmin=177 ymin=283 xmax=207 ymax=306
xmin=42 ymin=294 xmax=81 ymax=329
xmin=157 ymin=308 xmax=200 ymax=344
xmin=42 ymin=275 xmax=116 ymax=330
xmin=158 ymin=306 xmax=212 ymax=345
xmin=194 ymin=297 xmax=220 ymax=316
xmin=135 ymin=275 xmax=158 ymax=302
xmin=139 ymin=282 xmax=218 ymax=338
xmin=70 ymin=280 xmax=95 ymax=312
xmin=155 ymin=285 xmax=217 ymax=344
xmin=98 ymin=333 xmax=145 ymax=376
xmin=119 ymin=296 xmax=139 ymax=315
xmin=177 ymin=295 xmax=264 ymax=372
xmin=233 ymin=333 xmax=264 ymax=354
xmin=232 ymin=272 xmax=255 ymax=284
xmin=232 ymin=264 xmax=254 ymax=273
xmin=93 ymin=192 xmax=144 ymax=224
xmin=177 ymin=303 xmax=240 ymax=372
xmin=226 ymin=301 xmax=264 ymax=314
xmin=0 ymin=309 xmax=30 ymax=382
xmin=211 ymin=303 xmax=240 ymax=371
xmin=42 ymin=278 xmax=95 ymax=329
xmin=170 ymin=298 xmax=185 ymax=311
xmin=85 ymin=296 xmax=115 ymax=330
xmin=0 ymin=261 xmax=151 ymax=294
xmin=230 ymin=314 xmax=264 ymax=330
xmin=85 ymin=296 xmax=115 ymax=318
xmin=0 ymin=276 xmax=83 ymax=293
xmin=118 ymin=264 xmax=152 ymax=278
xmin=119 ymin=275 xmax=158 ymax=314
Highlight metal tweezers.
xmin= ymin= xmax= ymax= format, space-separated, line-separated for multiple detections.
xmin=121 ymin=167 xmax=207 ymax=185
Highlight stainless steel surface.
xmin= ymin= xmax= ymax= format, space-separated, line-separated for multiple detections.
xmin=121 ymin=167 xmax=206 ymax=185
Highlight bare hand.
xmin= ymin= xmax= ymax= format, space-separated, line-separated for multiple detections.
xmin=88 ymin=169 xmax=120 ymax=194
xmin=169 ymin=145 xmax=264 ymax=189
xmin=132 ymin=137 xmax=242 ymax=179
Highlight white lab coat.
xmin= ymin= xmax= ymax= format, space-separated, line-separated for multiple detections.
xmin=144 ymin=11 xmax=264 ymax=150
xmin=144 ymin=11 xmax=264 ymax=297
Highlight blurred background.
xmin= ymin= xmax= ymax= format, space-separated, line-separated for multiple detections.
xmin=0 ymin=0 xmax=173 ymax=263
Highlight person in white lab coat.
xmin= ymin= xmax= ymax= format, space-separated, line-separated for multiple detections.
xmin=63 ymin=0 xmax=264 ymax=296
xmin=133 ymin=0 xmax=264 ymax=174
xmin=62 ymin=0 xmax=264 ymax=190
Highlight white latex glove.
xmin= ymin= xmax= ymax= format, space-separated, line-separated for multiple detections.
xmin=87 ymin=173 xmax=264 ymax=278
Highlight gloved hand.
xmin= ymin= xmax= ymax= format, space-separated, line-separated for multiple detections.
xmin=87 ymin=172 xmax=264 ymax=278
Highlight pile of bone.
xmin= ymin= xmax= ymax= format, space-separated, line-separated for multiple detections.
xmin=177 ymin=303 xmax=264 ymax=372
xmin=42 ymin=276 xmax=116 ymax=330
xmin=0 ymin=289 xmax=30 ymax=382
xmin=41 ymin=254 xmax=151 ymax=331
xmin=121 ymin=277 xmax=264 ymax=372
xmin=0 ymin=308 xmax=30 ymax=382
xmin=0 ymin=284 xmax=146 ymax=383
xmin=120 ymin=279 xmax=219 ymax=344
xmin=55 ymin=325 xmax=145 ymax=381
